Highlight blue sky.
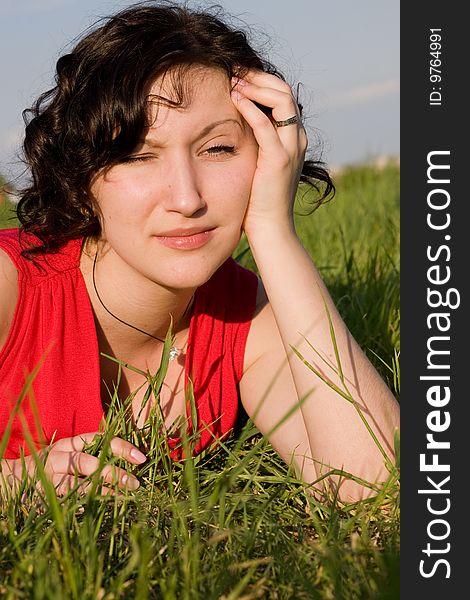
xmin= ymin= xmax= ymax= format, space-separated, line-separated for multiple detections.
xmin=0 ymin=0 xmax=399 ymax=184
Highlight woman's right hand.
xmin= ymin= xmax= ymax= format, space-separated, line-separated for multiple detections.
xmin=1 ymin=432 xmax=147 ymax=497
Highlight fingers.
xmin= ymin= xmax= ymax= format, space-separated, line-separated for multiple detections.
xmin=109 ymin=437 xmax=147 ymax=465
xmin=233 ymin=76 xmax=298 ymax=123
xmin=53 ymin=431 xmax=104 ymax=452
xmin=43 ymin=449 xmax=139 ymax=490
xmin=231 ymin=90 xmax=297 ymax=168
xmin=4 ymin=434 xmax=146 ymax=501
xmin=234 ymin=69 xmax=291 ymax=94
xmin=232 ymin=70 xmax=301 ymax=121
xmin=37 ymin=475 xmax=116 ymax=498
xmin=100 ymin=463 xmax=140 ymax=490
xmin=231 ymin=75 xmax=307 ymax=158
xmin=43 ymin=433 xmax=147 ymax=492
xmin=53 ymin=433 xmax=147 ymax=465
xmin=231 ymin=86 xmax=285 ymax=158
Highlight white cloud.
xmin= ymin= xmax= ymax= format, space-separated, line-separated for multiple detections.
xmin=329 ymin=79 xmax=399 ymax=108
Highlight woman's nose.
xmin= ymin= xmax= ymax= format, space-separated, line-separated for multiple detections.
xmin=163 ymin=160 xmax=206 ymax=217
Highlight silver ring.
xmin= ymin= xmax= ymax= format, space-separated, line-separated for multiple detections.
xmin=274 ymin=115 xmax=299 ymax=128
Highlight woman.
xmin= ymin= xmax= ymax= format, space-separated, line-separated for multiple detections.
xmin=0 ymin=2 xmax=399 ymax=502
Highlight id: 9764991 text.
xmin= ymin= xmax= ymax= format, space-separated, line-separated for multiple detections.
xmin=429 ymin=28 xmax=442 ymax=107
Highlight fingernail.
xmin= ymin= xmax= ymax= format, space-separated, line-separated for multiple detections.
xmin=231 ymin=77 xmax=247 ymax=87
xmin=129 ymin=477 xmax=140 ymax=490
xmin=231 ymin=90 xmax=244 ymax=101
xmin=130 ymin=448 xmax=147 ymax=463
xmin=121 ymin=474 xmax=140 ymax=490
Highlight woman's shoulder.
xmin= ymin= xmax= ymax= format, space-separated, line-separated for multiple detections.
xmin=0 ymin=227 xmax=22 ymax=254
xmin=0 ymin=239 xmax=19 ymax=351
xmin=0 ymin=228 xmax=43 ymax=273
xmin=0 ymin=228 xmax=84 ymax=277
xmin=0 ymin=229 xmax=21 ymax=286
xmin=0 ymin=228 xmax=85 ymax=351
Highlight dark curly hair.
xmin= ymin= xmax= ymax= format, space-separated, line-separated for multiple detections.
xmin=17 ymin=0 xmax=334 ymax=256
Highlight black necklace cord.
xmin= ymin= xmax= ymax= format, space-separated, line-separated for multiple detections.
xmin=91 ymin=249 xmax=194 ymax=345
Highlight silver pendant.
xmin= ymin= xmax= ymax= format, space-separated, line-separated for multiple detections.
xmin=169 ymin=346 xmax=180 ymax=361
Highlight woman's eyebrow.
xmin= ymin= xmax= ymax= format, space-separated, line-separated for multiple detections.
xmin=141 ymin=118 xmax=242 ymax=147
xmin=194 ymin=118 xmax=242 ymax=141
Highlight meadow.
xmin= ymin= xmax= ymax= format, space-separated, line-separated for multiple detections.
xmin=0 ymin=162 xmax=400 ymax=599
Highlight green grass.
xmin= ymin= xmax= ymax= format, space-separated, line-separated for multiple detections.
xmin=0 ymin=162 xmax=400 ymax=599
xmin=0 ymin=183 xmax=18 ymax=230
xmin=1 ymin=171 xmax=14 ymax=228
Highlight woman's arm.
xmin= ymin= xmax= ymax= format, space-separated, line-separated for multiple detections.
xmin=240 ymin=237 xmax=399 ymax=502
xmin=232 ymin=71 xmax=399 ymax=502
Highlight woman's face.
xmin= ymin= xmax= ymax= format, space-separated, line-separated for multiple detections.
xmin=90 ymin=67 xmax=258 ymax=290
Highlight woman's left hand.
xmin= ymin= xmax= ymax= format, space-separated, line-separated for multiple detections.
xmin=231 ymin=70 xmax=308 ymax=238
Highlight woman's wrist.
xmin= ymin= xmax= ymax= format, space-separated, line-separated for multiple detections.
xmin=244 ymin=215 xmax=297 ymax=248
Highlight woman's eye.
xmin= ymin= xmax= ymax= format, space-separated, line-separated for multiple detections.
xmin=205 ymin=145 xmax=235 ymax=155
xmin=119 ymin=146 xmax=235 ymax=163
xmin=121 ymin=154 xmax=153 ymax=164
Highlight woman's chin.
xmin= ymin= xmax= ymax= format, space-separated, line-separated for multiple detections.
xmin=150 ymin=236 xmax=240 ymax=290
xmin=154 ymin=256 xmax=229 ymax=292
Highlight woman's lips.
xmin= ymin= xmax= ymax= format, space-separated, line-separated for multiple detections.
xmin=155 ymin=229 xmax=214 ymax=250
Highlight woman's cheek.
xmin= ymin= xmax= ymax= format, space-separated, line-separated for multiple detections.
xmin=231 ymin=153 xmax=257 ymax=200
xmin=228 ymin=177 xmax=252 ymax=222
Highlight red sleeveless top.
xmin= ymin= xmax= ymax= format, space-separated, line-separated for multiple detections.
xmin=0 ymin=229 xmax=258 ymax=460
